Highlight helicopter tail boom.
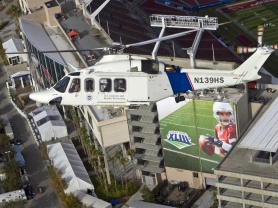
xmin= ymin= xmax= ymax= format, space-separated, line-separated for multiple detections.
xmin=233 ymin=46 xmax=274 ymax=82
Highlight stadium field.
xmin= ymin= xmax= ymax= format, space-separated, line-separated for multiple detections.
xmin=221 ymin=1 xmax=278 ymax=46
xmin=159 ymin=100 xmax=228 ymax=173
xmin=197 ymin=0 xmax=278 ymax=77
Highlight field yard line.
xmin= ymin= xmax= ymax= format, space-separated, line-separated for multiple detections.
xmin=160 ymin=121 xmax=213 ymax=131
xmin=164 ymin=148 xmax=219 ymax=164
xmin=164 ymin=113 xmax=212 ymax=118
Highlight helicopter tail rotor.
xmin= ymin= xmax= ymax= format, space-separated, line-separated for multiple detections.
xmin=237 ymin=25 xmax=278 ymax=54
xmin=257 ymin=24 xmax=264 ymax=46
xmin=236 ymin=47 xmax=257 ymax=54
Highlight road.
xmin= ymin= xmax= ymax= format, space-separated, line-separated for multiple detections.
xmin=0 ymin=16 xmax=62 ymax=208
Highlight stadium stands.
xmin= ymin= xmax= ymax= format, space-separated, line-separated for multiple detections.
xmin=139 ymin=0 xmax=186 ymax=15
xmin=89 ymin=0 xmax=171 ymax=56
xmin=196 ymin=0 xmax=219 ymax=6
xmin=87 ymin=0 xmax=241 ymax=62
xmin=168 ymin=0 xmax=196 ymax=7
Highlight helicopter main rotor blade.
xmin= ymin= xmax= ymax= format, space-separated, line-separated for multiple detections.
xmin=125 ymin=29 xmax=199 ymax=48
xmin=4 ymin=48 xmax=105 ymax=54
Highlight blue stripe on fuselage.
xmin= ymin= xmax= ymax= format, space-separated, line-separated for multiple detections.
xmin=166 ymin=72 xmax=193 ymax=94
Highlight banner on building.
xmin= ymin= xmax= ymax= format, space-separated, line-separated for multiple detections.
xmin=157 ymin=97 xmax=237 ymax=173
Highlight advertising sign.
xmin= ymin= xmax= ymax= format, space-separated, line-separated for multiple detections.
xmin=157 ymin=97 xmax=237 ymax=173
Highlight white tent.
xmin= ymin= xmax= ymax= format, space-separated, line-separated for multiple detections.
xmin=74 ymin=191 xmax=112 ymax=208
xmin=31 ymin=105 xmax=68 ymax=142
xmin=3 ymin=38 xmax=26 ymax=65
xmin=47 ymin=140 xmax=94 ymax=193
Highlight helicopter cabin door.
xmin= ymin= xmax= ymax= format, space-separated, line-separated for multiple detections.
xmin=127 ymin=77 xmax=148 ymax=103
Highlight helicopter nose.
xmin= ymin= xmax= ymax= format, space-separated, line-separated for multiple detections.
xmin=29 ymin=90 xmax=55 ymax=104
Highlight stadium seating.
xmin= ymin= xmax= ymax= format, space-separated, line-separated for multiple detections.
xmin=87 ymin=0 xmax=240 ymax=62
xmin=139 ymin=0 xmax=186 ymax=15
xmin=197 ymin=0 xmax=219 ymax=6
xmin=170 ymin=0 xmax=198 ymax=7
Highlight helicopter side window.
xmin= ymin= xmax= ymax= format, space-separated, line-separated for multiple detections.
xmin=53 ymin=76 xmax=70 ymax=93
xmin=69 ymin=78 xmax=80 ymax=93
xmin=85 ymin=79 xmax=94 ymax=92
xmin=114 ymin=79 xmax=126 ymax=92
xmin=100 ymin=78 xmax=111 ymax=92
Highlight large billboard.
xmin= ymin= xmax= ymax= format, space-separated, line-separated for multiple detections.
xmin=157 ymin=98 xmax=237 ymax=174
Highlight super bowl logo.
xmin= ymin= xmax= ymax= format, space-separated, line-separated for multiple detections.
xmin=165 ymin=131 xmax=195 ymax=149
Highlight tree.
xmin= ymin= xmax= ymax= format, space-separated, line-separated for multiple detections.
xmin=5 ymin=4 xmax=21 ymax=26
xmin=119 ymin=157 xmax=128 ymax=189
xmin=79 ymin=127 xmax=90 ymax=155
xmin=62 ymin=193 xmax=86 ymax=208
xmin=88 ymin=147 xmax=108 ymax=192
xmin=108 ymin=156 xmax=118 ymax=192
xmin=114 ymin=151 xmax=124 ymax=187
xmin=210 ymin=192 xmax=218 ymax=208
xmin=3 ymin=160 xmax=22 ymax=192
xmin=0 ymin=133 xmax=10 ymax=147
xmin=0 ymin=117 xmax=4 ymax=131
xmin=141 ymin=185 xmax=155 ymax=203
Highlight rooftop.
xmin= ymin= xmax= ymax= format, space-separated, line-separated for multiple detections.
xmin=216 ymin=89 xmax=278 ymax=179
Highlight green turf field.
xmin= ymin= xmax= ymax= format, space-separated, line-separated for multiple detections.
xmin=227 ymin=2 xmax=278 ymax=45
xmin=198 ymin=2 xmax=278 ymax=78
xmin=158 ymin=99 xmax=231 ymax=173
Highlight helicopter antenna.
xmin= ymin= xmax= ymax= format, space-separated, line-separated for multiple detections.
xmin=212 ymin=44 xmax=218 ymax=65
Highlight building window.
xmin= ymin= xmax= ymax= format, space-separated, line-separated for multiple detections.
xmin=193 ymin=172 xmax=199 ymax=178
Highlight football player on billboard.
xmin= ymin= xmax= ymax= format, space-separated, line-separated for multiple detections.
xmin=199 ymin=102 xmax=237 ymax=157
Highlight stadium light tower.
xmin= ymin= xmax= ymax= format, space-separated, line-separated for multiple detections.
xmin=150 ymin=15 xmax=219 ymax=68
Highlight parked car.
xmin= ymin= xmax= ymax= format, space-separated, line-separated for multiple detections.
xmin=9 ymin=139 xmax=23 ymax=145
xmin=24 ymin=184 xmax=34 ymax=200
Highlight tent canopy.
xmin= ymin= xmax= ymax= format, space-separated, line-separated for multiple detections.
xmin=68 ymin=29 xmax=79 ymax=37
xmin=31 ymin=106 xmax=68 ymax=141
xmin=74 ymin=191 xmax=112 ymax=208
xmin=3 ymin=38 xmax=24 ymax=59
xmin=47 ymin=140 xmax=94 ymax=193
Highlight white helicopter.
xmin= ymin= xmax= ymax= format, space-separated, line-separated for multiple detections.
xmin=27 ymin=25 xmax=274 ymax=107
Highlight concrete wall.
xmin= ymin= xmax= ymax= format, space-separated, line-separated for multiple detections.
xmin=100 ymin=117 xmax=130 ymax=147
xmin=23 ymin=9 xmax=47 ymax=23
xmin=235 ymin=92 xmax=249 ymax=136
xmin=26 ymin=0 xmax=49 ymax=10
xmin=44 ymin=4 xmax=61 ymax=27
xmin=165 ymin=167 xmax=216 ymax=189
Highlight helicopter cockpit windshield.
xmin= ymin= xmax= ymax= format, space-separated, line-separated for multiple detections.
xmin=53 ymin=72 xmax=81 ymax=93
xmin=53 ymin=76 xmax=70 ymax=93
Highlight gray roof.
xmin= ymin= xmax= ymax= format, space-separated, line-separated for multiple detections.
xmin=238 ymin=96 xmax=278 ymax=152
xmin=3 ymin=38 xmax=24 ymax=58
xmin=19 ymin=18 xmax=65 ymax=65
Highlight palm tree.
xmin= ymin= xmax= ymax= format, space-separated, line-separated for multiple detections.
xmin=80 ymin=127 xmax=90 ymax=155
xmin=114 ymin=151 xmax=124 ymax=186
xmin=119 ymin=157 xmax=128 ymax=189
xmin=99 ymin=161 xmax=108 ymax=193
xmin=89 ymin=147 xmax=108 ymax=192
xmin=127 ymin=149 xmax=136 ymax=179
xmin=108 ymin=156 xmax=118 ymax=192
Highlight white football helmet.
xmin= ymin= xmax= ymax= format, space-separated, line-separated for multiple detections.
xmin=213 ymin=102 xmax=234 ymax=126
